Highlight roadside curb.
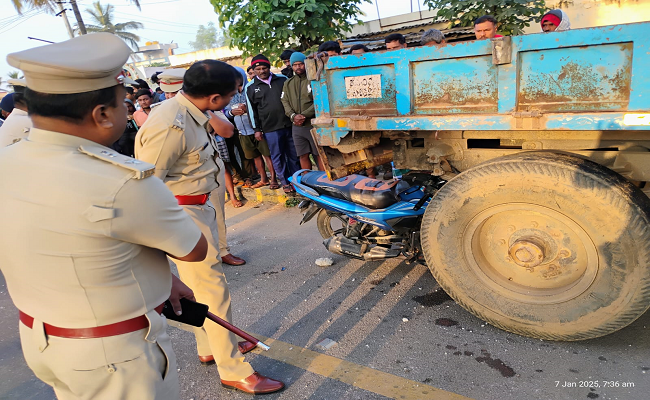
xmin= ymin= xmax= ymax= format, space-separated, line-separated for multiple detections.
xmin=234 ymin=185 xmax=295 ymax=205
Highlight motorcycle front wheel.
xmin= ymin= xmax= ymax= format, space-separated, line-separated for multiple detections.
xmin=316 ymin=209 xmax=349 ymax=240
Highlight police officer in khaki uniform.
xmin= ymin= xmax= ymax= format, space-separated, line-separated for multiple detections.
xmin=1 ymin=33 xmax=209 ymax=400
xmin=157 ymin=68 xmax=185 ymax=99
xmin=155 ymin=67 xmax=246 ymax=266
xmin=0 ymin=78 xmax=32 ymax=147
xmin=135 ymin=60 xmax=284 ymax=394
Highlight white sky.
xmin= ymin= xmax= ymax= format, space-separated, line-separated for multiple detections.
xmin=0 ymin=0 xmax=429 ymax=89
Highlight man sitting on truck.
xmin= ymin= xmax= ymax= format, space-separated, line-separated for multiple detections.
xmin=540 ymin=9 xmax=571 ymax=32
xmin=318 ymin=41 xmax=341 ymax=57
xmin=385 ymin=33 xmax=407 ymax=50
xmin=421 ymin=29 xmax=445 ymax=46
xmin=350 ymin=44 xmax=370 ymax=55
xmin=474 ymin=15 xmax=503 ymax=40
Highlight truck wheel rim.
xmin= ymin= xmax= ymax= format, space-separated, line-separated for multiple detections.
xmin=462 ymin=203 xmax=599 ymax=305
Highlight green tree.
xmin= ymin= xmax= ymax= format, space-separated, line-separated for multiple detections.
xmin=189 ymin=21 xmax=228 ymax=51
xmin=10 ymin=0 xmax=56 ymax=14
xmin=209 ymin=0 xmax=371 ymax=60
xmin=424 ymin=0 xmax=548 ymax=36
xmin=84 ymin=1 xmax=144 ymax=50
xmin=147 ymin=62 xmax=171 ymax=67
xmin=8 ymin=71 xmax=24 ymax=80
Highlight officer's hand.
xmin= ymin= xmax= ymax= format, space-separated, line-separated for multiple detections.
xmin=254 ymin=131 xmax=264 ymax=141
xmin=169 ymin=274 xmax=195 ymax=316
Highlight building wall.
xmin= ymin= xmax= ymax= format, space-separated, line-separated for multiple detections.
xmin=169 ymin=46 xmax=245 ymax=68
xmin=348 ymin=10 xmax=441 ymax=37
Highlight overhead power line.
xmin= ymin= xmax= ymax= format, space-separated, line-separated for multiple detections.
xmin=0 ymin=10 xmax=46 ymax=34
xmin=112 ymin=11 xmax=201 ymax=29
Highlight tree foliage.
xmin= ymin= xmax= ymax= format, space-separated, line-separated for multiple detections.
xmin=11 ymin=0 xmax=141 ymax=15
xmin=8 ymin=71 xmax=24 ymax=80
xmin=147 ymin=62 xmax=171 ymax=67
xmin=209 ymin=0 xmax=371 ymax=60
xmin=11 ymin=0 xmax=56 ymax=14
xmin=423 ymin=0 xmax=548 ymax=36
xmin=84 ymin=1 xmax=144 ymax=50
xmin=189 ymin=22 xmax=228 ymax=51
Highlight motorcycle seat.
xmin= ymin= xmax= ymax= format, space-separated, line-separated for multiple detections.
xmin=300 ymin=171 xmax=400 ymax=209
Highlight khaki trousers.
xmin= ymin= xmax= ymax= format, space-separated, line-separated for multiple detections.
xmin=212 ymin=157 xmax=230 ymax=257
xmin=172 ymin=189 xmax=254 ymax=381
xmin=20 ymin=312 xmax=179 ymax=400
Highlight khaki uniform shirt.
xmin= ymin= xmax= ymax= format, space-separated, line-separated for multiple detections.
xmin=0 ymin=128 xmax=202 ymax=328
xmin=135 ymin=92 xmax=220 ymax=196
xmin=0 ymin=108 xmax=32 ymax=147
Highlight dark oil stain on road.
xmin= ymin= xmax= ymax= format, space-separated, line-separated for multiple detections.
xmin=569 ymin=369 xmax=579 ymax=373
xmin=449 ymin=347 xmax=515 ymax=377
xmin=435 ymin=318 xmax=458 ymax=327
xmin=413 ymin=289 xmax=453 ymax=306
xmin=472 ymin=349 xmax=516 ymax=377
xmin=475 ymin=353 xmax=516 ymax=377
xmin=587 ymin=392 xmax=599 ymax=399
xmin=446 ymin=345 xmax=457 ymax=350
xmin=598 ymin=356 xmax=607 ymax=361
xmin=370 ymin=278 xmax=384 ymax=285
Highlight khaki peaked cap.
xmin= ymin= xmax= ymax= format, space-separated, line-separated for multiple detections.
xmin=158 ymin=68 xmax=185 ymax=93
xmin=6 ymin=32 xmax=136 ymax=94
xmin=7 ymin=79 xmax=26 ymax=87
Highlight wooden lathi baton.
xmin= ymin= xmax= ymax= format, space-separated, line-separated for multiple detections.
xmin=206 ymin=311 xmax=271 ymax=351
xmin=162 ymin=298 xmax=271 ymax=351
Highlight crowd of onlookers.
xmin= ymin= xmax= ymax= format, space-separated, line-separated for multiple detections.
xmin=0 ymin=9 xmax=572 ymax=204
xmin=125 ymin=9 xmax=570 ymax=202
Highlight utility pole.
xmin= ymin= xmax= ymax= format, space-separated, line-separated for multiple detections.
xmin=56 ymin=2 xmax=75 ymax=38
xmin=69 ymin=0 xmax=87 ymax=35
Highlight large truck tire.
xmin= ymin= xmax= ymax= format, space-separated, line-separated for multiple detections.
xmin=420 ymin=151 xmax=650 ymax=341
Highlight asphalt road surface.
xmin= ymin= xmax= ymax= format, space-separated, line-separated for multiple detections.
xmin=1 ymin=201 xmax=649 ymax=400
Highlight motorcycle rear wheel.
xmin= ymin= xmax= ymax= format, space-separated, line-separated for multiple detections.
xmin=316 ymin=209 xmax=349 ymax=240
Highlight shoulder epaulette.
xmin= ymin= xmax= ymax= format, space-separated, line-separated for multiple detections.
xmin=171 ymin=107 xmax=186 ymax=132
xmin=150 ymin=101 xmax=165 ymax=110
xmin=78 ymin=145 xmax=155 ymax=179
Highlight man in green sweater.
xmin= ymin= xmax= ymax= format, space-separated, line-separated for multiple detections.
xmin=281 ymin=52 xmax=325 ymax=171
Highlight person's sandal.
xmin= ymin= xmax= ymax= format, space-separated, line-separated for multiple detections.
xmin=242 ymin=178 xmax=253 ymax=188
xmin=250 ymin=181 xmax=268 ymax=189
xmin=282 ymin=184 xmax=295 ymax=194
xmin=269 ymin=181 xmax=280 ymax=190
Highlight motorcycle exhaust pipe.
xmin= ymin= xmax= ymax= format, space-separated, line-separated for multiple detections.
xmin=324 ymin=237 xmax=401 ymax=261
xmin=323 ymin=237 xmax=365 ymax=260
xmin=363 ymin=246 xmax=401 ymax=261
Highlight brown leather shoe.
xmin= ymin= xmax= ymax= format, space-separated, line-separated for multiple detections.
xmin=198 ymin=355 xmax=215 ymax=366
xmin=199 ymin=341 xmax=254 ymax=366
xmin=222 ymin=253 xmax=246 ymax=266
xmin=221 ymin=372 xmax=285 ymax=394
xmin=238 ymin=340 xmax=255 ymax=354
